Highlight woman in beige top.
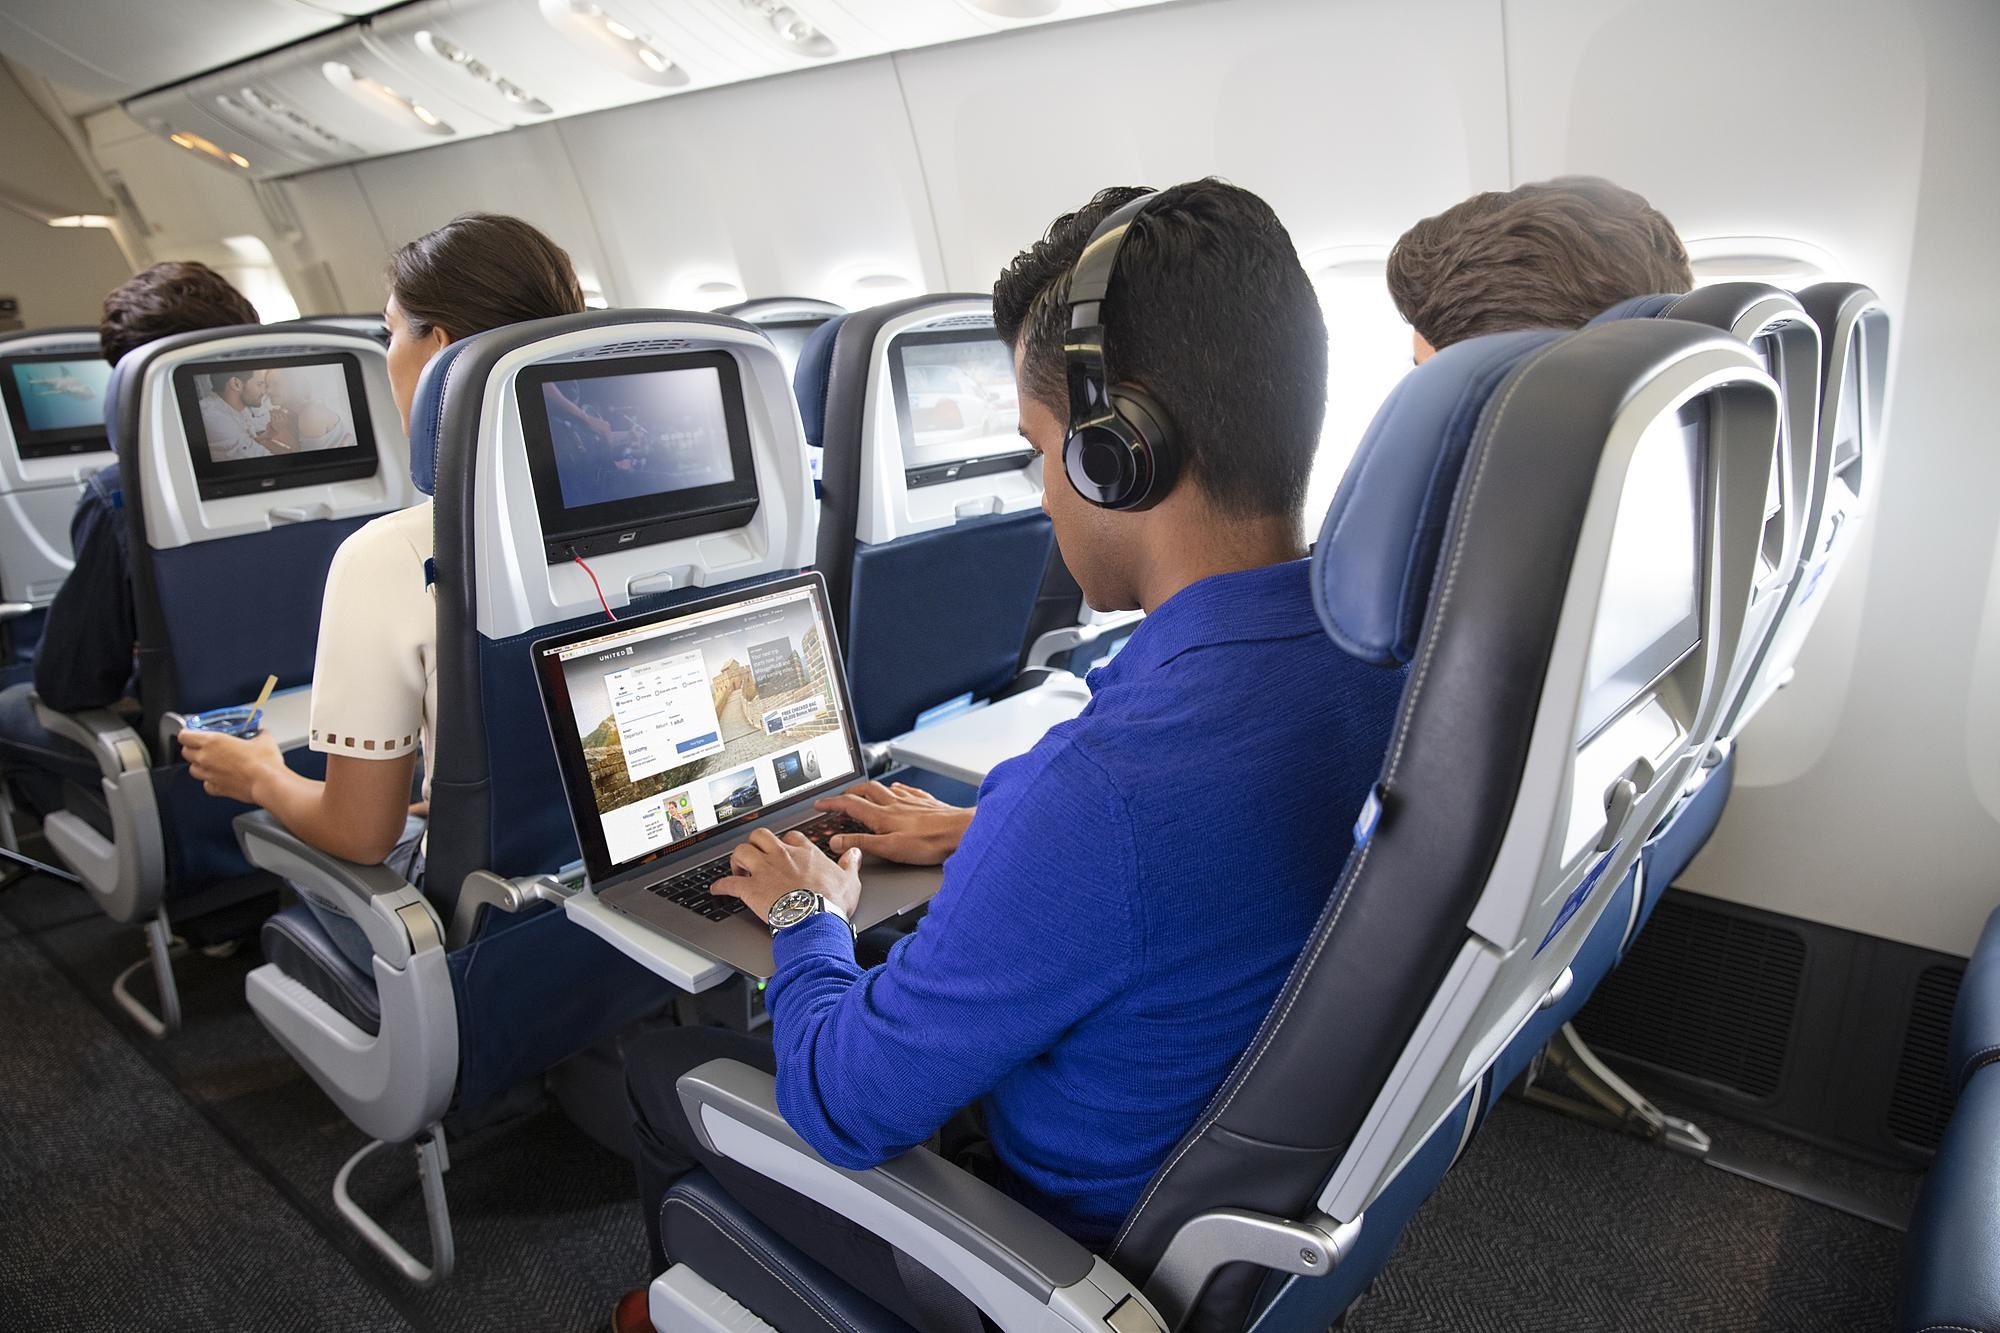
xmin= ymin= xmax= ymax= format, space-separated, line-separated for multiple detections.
xmin=181 ymin=213 xmax=586 ymax=969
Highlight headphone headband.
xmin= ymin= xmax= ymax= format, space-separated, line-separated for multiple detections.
xmin=1058 ymin=189 xmax=1180 ymax=512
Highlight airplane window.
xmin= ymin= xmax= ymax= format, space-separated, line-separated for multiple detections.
xmin=216 ymin=235 xmax=301 ymax=322
xmin=1685 ymin=235 xmax=1838 ymax=289
xmin=1307 ymin=254 xmax=1414 ymax=530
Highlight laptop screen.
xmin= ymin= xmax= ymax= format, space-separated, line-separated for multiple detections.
xmin=534 ymin=573 xmax=862 ymax=883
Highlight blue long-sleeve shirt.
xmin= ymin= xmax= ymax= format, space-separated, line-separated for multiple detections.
xmin=766 ymin=558 xmax=1407 ymax=1243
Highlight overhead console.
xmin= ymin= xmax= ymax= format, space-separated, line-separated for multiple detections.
xmin=108 ymin=0 xmax=1182 ymax=181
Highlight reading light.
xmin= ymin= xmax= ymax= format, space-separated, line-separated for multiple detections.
xmin=168 ymin=128 xmax=251 ymax=169
xmin=47 ymin=215 xmax=115 ymax=228
xmin=737 ymin=0 xmax=837 ymax=58
xmin=539 ymin=0 xmax=689 ymax=88
xmin=322 ymin=61 xmax=456 ymax=136
xmin=413 ymin=31 xmax=554 ymax=114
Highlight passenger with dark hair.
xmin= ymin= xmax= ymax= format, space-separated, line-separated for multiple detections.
xmin=181 ymin=214 xmax=585 ymax=968
xmin=1388 ymin=175 xmax=1693 ymax=362
xmin=0 ymin=263 xmax=258 ymax=822
xmin=612 ymin=180 xmax=1409 ymax=1333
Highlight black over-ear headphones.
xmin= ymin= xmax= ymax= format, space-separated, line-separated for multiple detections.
xmin=1061 ymin=192 xmax=1181 ymax=510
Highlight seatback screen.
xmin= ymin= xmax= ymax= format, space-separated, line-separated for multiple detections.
xmin=172 ymin=352 xmax=379 ymax=499
xmin=1579 ymin=402 xmax=1705 ymax=737
xmin=0 ymin=353 xmax=114 ymax=459
xmin=518 ymin=350 xmax=759 ymax=564
xmin=887 ymin=328 xmax=1030 ymax=486
xmin=536 ymin=576 xmax=861 ymax=880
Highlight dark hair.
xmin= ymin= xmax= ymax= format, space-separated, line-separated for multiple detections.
xmin=388 ymin=213 xmax=586 ymax=340
xmin=992 ymin=179 xmax=1327 ymax=520
xmin=1386 ymin=176 xmax=1693 ymax=351
xmin=99 ymin=262 xmax=259 ymax=367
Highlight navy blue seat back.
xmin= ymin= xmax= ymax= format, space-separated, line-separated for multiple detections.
xmin=108 ymin=324 xmax=403 ymax=897
xmin=804 ymin=297 xmax=1054 ymax=743
xmin=411 ymin=311 xmax=818 ymax=1113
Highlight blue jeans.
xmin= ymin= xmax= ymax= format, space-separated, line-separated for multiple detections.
xmin=299 ymin=822 xmax=426 ymax=972
xmin=0 ymin=683 xmax=98 ymax=820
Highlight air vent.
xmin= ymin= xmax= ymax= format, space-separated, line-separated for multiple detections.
xmin=918 ymin=314 xmax=995 ymax=332
xmin=1885 ymin=964 xmax=1964 ymax=1152
xmin=581 ymin=338 xmax=696 ymax=357
xmin=1576 ymin=899 xmax=1807 ymax=1101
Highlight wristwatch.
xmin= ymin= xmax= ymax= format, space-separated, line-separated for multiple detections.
xmin=766 ymin=889 xmax=852 ymax=934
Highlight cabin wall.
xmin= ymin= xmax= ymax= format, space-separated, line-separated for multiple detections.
xmin=30 ymin=0 xmax=1999 ymax=955
xmin=0 ymin=62 xmax=130 ymax=327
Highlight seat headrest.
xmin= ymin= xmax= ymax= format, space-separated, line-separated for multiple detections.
xmin=406 ymin=337 xmax=480 ymax=497
xmin=1589 ymin=293 xmax=1683 ymax=324
xmin=1313 ymin=328 xmax=1567 ymax=666
xmin=792 ymin=313 xmax=848 ymax=450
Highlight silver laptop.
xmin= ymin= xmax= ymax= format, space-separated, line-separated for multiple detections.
xmin=532 ymin=571 xmax=942 ymax=977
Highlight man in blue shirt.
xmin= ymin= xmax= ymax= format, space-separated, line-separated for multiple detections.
xmin=616 ymin=180 xmax=1407 ymax=1332
xmin=0 ymin=263 xmax=257 ymax=821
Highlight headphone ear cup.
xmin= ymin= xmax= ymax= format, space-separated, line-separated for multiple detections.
xmin=1064 ymin=419 xmax=1144 ymax=508
xmin=1104 ymin=387 xmax=1179 ymax=510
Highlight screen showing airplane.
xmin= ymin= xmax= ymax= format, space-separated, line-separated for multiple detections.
xmin=0 ymin=353 xmax=114 ymax=459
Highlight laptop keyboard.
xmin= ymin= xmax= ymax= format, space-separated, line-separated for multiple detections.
xmin=647 ymin=813 xmax=867 ymax=923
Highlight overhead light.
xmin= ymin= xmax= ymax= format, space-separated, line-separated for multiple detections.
xmin=47 ymin=214 xmax=115 ymax=228
xmin=413 ymin=31 xmax=554 ymax=115
xmin=539 ymin=0 xmax=690 ymax=88
xmin=168 ymin=128 xmax=251 ymax=170
xmin=737 ymin=0 xmax=837 ymax=58
xmin=322 ymin=61 xmax=455 ymax=136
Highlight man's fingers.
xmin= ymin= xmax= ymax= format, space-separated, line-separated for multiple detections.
xmin=830 ymin=831 xmax=896 ymax=858
xmin=747 ymin=827 xmax=782 ymax=852
xmin=840 ymin=848 xmax=862 ymax=872
xmin=816 ymin=792 xmax=890 ymax=829
xmin=710 ymin=876 xmax=744 ymax=900
xmin=846 ymin=780 xmax=897 ymax=803
xmin=780 ymin=831 xmax=811 ymax=848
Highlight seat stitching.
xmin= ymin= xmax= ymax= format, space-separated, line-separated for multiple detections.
xmin=1110 ymin=337 xmax=1568 ymax=1259
xmin=1959 ymin=1042 xmax=2000 ymax=1084
xmin=663 ymin=1192 xmax=859 ymax=1333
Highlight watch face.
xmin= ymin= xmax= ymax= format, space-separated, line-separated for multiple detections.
xmin=766 ymin=889 xmax=817 ymax=929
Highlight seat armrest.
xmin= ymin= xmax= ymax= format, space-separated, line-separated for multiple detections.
xmin=677 ymin=1059 xmax=1168 ymax=1332
xmin=1951 ymin=905 xmax=2000 ymax=1092
xmin=1024 ymin=610 xmax=1143 ymax=672
xmin=32 ymin=698 xmax=150 ymax=780
xmin=1901 ymin=1064 xmax=2000 ymax=1333
xmin=233 ymin=810 xmax=436 ymax=968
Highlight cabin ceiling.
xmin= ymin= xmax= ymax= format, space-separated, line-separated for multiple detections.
xmin=0 ymin=0 xmax=1179 ymax=179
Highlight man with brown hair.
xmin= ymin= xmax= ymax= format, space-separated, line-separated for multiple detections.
xmin=1388 ymin=175 xmax=1692 ymax=363
xmin=0 ymin=262 xmax=258 ymax=820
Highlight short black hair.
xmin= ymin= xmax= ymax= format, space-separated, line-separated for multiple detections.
xmin=992 ymin=179 xmax=1327 ymax=520
xmin=100 ymin=261 xmax=259 ymax=367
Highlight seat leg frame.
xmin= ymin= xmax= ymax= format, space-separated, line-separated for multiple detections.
xmin=112 ymin=912 xmax=185 ymax=1039
xmin=334 ymin=1124 xmax=456 ymax=1287
xmin=1521 ymin=1022 xmax=1711 ymax=1155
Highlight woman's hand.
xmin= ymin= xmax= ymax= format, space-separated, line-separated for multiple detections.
xmin=813 ymin=781 xmax=974 ymax=866
xmin=179 ymin=729 xmax=287 ymax=805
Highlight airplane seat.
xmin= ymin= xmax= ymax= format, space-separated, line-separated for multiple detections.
xmin=0 ymin=326 xmax=116 ymax=691
xmin=791 ymin=310 xmax=848 ymax=495
xmin=1581 ymin=283 xmax=1820 ymax=941
xmin=642 ymin=317 xmax=1779 ymax=1333
xmin=1900 ymin=903 xmax=2000 ymax=1333
xmin=292 ymin=313 xmax=391 ymax=347
xmin=804 ymin=294 xmax=1060 ymax=755
xmin=231 ymin=309 xmax=818 ymax=1285
xmin=22 ymin=321 xmax=413 ymax=1037
xmin=718 ymin=296 xmax=846 ymax=385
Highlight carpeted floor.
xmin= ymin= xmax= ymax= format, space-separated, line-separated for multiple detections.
xmin=0 ymin=872 xmax=1917 ymax=1332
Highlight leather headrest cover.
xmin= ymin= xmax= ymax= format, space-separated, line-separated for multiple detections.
xmin=1313 ymin=328 xmax=1567 ymax=666
xmin=406 ymin=337 xmax=479 ymax=497
xmin=792 ymin=314 xmax=847 ymax=450
xmin=1588 ymin=293 xmax=1682 ymax=325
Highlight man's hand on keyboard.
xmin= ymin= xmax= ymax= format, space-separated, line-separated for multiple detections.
xmin=714 ymin=827 xmax=862 ymax=923
xmin=813 ymin=781 xmax=974 ymax=867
